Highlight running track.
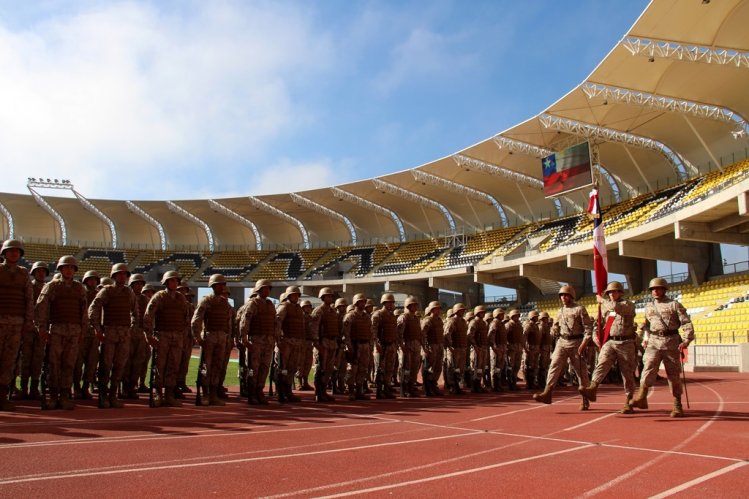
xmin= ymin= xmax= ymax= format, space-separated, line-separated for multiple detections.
xmin=1 ymin=372 xmax=748 ymax=498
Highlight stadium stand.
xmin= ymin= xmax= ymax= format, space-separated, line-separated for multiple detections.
xmin=199 ymin=250 xmax=271 ymax=281
xmin=374 ymin=239 xmax=446 ymax=276
xmin=428 ymin=227 xmax=521 ymax=271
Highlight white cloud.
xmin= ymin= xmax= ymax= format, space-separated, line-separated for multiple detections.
xmin=248 ymin=158 xmax=339 ymax=196
xmin=0 ymin=2 xmax=334 ymax=200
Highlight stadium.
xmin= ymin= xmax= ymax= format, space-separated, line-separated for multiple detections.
xmin=2 ymin=1 xmax=749 ymax=497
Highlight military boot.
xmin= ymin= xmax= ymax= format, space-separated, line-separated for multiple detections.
xmin=285 ymin=381 xmax=301 ymax=403
xmin=277 ymin=378 xmax=289 ymax=403
xmin=152 ymin=388 xmax=163 ymax=408
xmin=0 ymin=386 xmax=15 ymax=412
xmin=300 ymin=377 xmax=313 ymax=391
xmin=126 ymin=382 xmax=139 ymax=400
xmin=620 ymin=396 xmax=634 ymax=414
xmin=255 ymin=386 xmax=269 ymax=405
xmin=532 ymin=386 xmax=553 ymax=404
xmin=209 ymin=386 xmax=226 ymax=406
xmin=423 ymin=375 xmax=433 ymax=397
xmin=138 ymin=382 xmax=150 ymax=394
xmin=384 ymin=382 xmax=396 ymax=399
xmin=630 ymin=385 xmax=649 ymax=410
xmin=579 ymin=380 xmax=599 ymax=402
xmin=19 ymin=379 xmax=29 ymax=400
xmin=407 ymin=381 xmax=420 ymax=397
xmin=670 ymin=397 xmax=684 ymax=418
xmin=164 ymin=388 xmax=183 ymax=408
xmin=59 ymin=391 xmax=75 ymax=411
xmin=198 ymin=385 xmax=210 ymax=406
xmin=247 ymin=376 xmax=259 ymax=405
xmin=109 ymin=386 xmax=124 ymax=409
xmin=29 ymin=380 xmax=41 ymax=401
xmin=355 ymin=383 xmax=370 ymax=400
xmin=48 ymin=389 xmax=60 ymax=410
xmin=525 ymin=368 xmax=534 ymax=390
xmin=431 ymin=379 xmax=444 ymax=396
xmin=80 ymin=381 xmax=93 ymax=400
xmin=579 ymin=396 xmax=590 ymax=411
xmin=471 ymin=377 xmax=482 ymax=394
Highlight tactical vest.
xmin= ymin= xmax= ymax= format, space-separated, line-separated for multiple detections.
xmin=493 ymin=322 xmax=508 ymax=346
xmin=33 ymin=280 xmax=45 ymax=302
xmin=403 ymin=312 xmax=421 ymax=342
xmin=377 ymin=310 xmax=397 ymax=343
xmin=507 ymin=320 xmax=523 ymax=344
xmin=540 ymin=324 xmax=553 ymax=346
xmin=0 ymin=265 xmax=27 ymax=317
xmin=49 ymin=282 xmax=83 ymax=325
xmin=205 ymin=296 xmax=231 ymax=332
xmin=85 ymin=287 xmax=98 ymax=307
xmin=154 ymin=291 xmax=187 ymax=332
xmin=102 ymin=286 xmax=132 ymax=327
xmin=349 ymin=311 xmax=371 ymax=342
xmin=315 ymin=305 xmax=338 ymax=339
xmin=281 ymin=302 xmax=304 ymax=339
xmin=473 ymin=320 xmax=489 ymax=347
xmin=525 ymin=322 xmax=541 ymax=346
xmin=423 ymin=317 xmax=444 ymax=345
xmin=134 ymin=293 xmax=149 ymax=329
xmin=450 ymin=318 xmax=468 ymax=348
xmin=249 ymin=298 xmax=276 ymax=337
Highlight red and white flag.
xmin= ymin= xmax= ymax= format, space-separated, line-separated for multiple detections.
xmin=588 ymin=187 xmax=609 ymax=344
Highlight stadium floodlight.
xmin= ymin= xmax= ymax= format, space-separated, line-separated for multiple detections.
xmin=126 ymin=201 xmax=167 ymax=250
xmin=248 ymin=196 xmax=310 ymax=249
xmin=208 ymin=200 xmax=263 ymax=251
xmin=330 ymin=187 xmax=406 ymax=242
xmin=372 ymin=178 xmax=457 ymax=234
xmin=26 ymin=183 xmax=67 ymax=245
xmin=0 ymin=201 xmax=14 ymax=239
xmin=622 ymin=37 xmax=749 ymax=69
xmin=166 ymin=201 xmax=215 ymax=252
xmin=411 ymin=170 xmax=508 ymax=228
xmin=538 ymin=114 xmax=696 ymax=179
xmin=289 ymin=193 xmax=358 ymax=245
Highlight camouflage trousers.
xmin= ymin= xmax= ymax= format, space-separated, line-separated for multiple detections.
xmin=177 ymin=330 xmax=193 ymax=386
xmin=374 ymin=342 xmax=398 ymax=384
xmin=248 ymin=335 xmax=275 ymax=390
xmin=490 ymin=345 xmax=507 ymax=375
xmin=525 ymin=345 xmax=540 ymax=370
xmin=314 ymin=338 xmax=338 ymax=387
xmin=346 ymin=341 xmax=372 ymax=390
xmin=545 ymin=339 xmax=589 ymax=388
xmin=540 ymin=345 xmax=552 ymax=370
xmin=74 ymin=330 xmax=99 ymax=385
xmin=153 ymin=330 xmax=184 ymax=389
xmin=20 ymin=328 xmax=44 ymax=381
xmin=218 ymin=336 xmax=234 ymax=387
xmin=445 ymin=346 xmax=467 ymax=387
xmin=100 ymin=326 xmax=131 ymax=389
xmin=48 ymin=324 xmax=82 ymax=391
xmin=125 ymin=328 xmax=149 ymax=386
xmin=300 ymin=341 xmax=314 ymax=380
xmin=334 ymin=343 xmax=347 ymax=386
xmin=470 ymin=345 xmax=490 ymax=380
xmin=422 ymin=344 xmax=444 ymax=385
xmin=399 ymin=340 xmax=422 ymax=384
xmin=200 ymin=330 xmax=228 ymax=388
xmin=278 ymin=337 xmax=304 ymax=386
xmin=507 ymin=343 xmax=524 ymax=379
xmin=641 ymin=337 xmax=684 ymax=397
xmin=0 ymin=316 xmax=23 ymax=386
xmin=592 ymin=339 xmax=637 ymax=396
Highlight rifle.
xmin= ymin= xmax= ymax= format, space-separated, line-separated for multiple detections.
xmin=268 ymin=348 xmax=278 ymax=397
xmin=195 ymin=344 xmax=207 ymax=406
xmin=40 ymin=343 xmax=50 ymax=410
xmin=237 ymin=343 xmax=248 ymax=397
xmin=148 ymin=344 xmax=158 ymax=408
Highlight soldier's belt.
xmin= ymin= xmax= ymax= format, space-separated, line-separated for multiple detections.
xmin=560 ymin=334 xmax=584 ymax=340
xmin=650 ymin=330 xmax=679 ymax=337
xmin=608 ymin=334 xmax=635 ymax=342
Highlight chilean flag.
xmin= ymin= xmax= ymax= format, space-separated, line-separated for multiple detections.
xmin=542 ymin=142 xmax=593 ymax=197
xmin=588 ymin=187 xmax=609 ymax=344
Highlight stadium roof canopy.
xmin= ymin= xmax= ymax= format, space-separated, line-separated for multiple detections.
xmin=2 ymin=0 xmax=749 ymax=250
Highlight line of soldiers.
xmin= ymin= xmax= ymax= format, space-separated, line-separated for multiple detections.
xmin=1 ymin=239 xmax=695 ymax=417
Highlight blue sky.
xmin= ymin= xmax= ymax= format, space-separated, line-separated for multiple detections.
xmin=0 ymin=0 xmax=650 ymax=201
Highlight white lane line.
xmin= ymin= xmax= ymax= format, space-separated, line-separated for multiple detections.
xmin=648 ymin=461 xmax=749 ymax=499
xmin=581 ymin=381 xmax=726 ymax=497
xmin=557 ymin=412 xmax=618 ymax=432
xmin=469 ymin=394 xmax=579 ymax=422
xmin=313 ymin=444 xmax=596 ymax=498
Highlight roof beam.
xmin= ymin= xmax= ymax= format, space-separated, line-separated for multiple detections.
xmin=208 ymin=200 xmax=262 ymax=251
xmin=411 ymin=170 xmax=508 ymax=227
xmin=330 ymin=187 xmax=406 ymax=242
xmin=289 ymin=193 xmax=358 ymax=244
xmin=72 ymin=190 xmax=117 ymax=248
xmin=26 ymin=184 xmax=67 ymax=245
xmin=126 ymin=201 xmax=167 ymax=250
xmin=621 ymin=37 xmax=749 ymax=69
xmin=539 ymin=114 xmax=697 ymax=179
xmin=675 ymin=221 xmax=749 ymax=246
xmin=248 ymin=196 xmax=310 ymax=249
xmin=372 ymin=178 xmax=456 ymax=234
xmin=492 ymin=137 xmax=552 ymax=159
xmin=0 ymin=201 xmax=14 ymax=239
xmin=166 ymin=201 xmax=215 ymax=252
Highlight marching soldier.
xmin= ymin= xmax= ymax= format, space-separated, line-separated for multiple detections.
xmin=538 ymin=312 xmax=553 ymax=390
xmin=18 ymin=261 xmax=48 ymax=400
xmin=342 ymin=293 xmax=372 ymax=401
xmin=136 ymin=283 xmax=156 ymax=393
xmin=421 ymin=301 xmax=444 ymax=396
xmin=297 ymin=299 xmax=315 ymax=391
xmin=143 ymin=271 xmax=190 ymax=408
xmin=443 ymin=303 xmax=468 ymax=395
xmin=523 ymin=311 xmax=542 ymax=390
xmin=397 ymin=296 xmax=423 ymax=397
xmin=364 ymin=298 xmax=376 ymax=394
xmin=191 ymin=274 xmax=232 ymax=406
xmin=34 ymin=255 xmax=88 ymax=410
xmin=467 ymin=305 xmax=490 ymax=393
xmin=505 ymin=309 xmax=524 ymax=390
xmin=532 ymin=285 xmax=592 ymax=410
xmin=631 ymin=278 xmax=694 ymax=418
xmin=275 ymin=285 xmax=304 ymax=403
xmin=216 ymin=288 xmax=236 ymax=399
xmin=89 ymin=263 xmax=137 ymax=409
xmin=175 ymin=280 xmax=195 ymax=397
xmin=122 ymin=273 xmax=148 ymax=399
xmin=332 ymin=297 xmax=348 ymax=394
xmin=579 ymin=281 xmax=637 ymax=414
xmin=239 ymin=279 xmax=276 ymax=405
xmin=372 ymin=293 xmax=398 ymax=399
xmin=0 ymin=240 xmax=34 ymax=411
xmin=488 ymin=308 xmax=507 ymax=392
xmin=74 ymin=270 xmax=100 ymax=399
xmin=310 ymin=287 xmax=339 ymax=402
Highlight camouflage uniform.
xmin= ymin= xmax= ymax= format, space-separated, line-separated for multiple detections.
xmin=89 ymin=284 xmax=137 ymax=406
xmin=275 ymin=297 xmax=305 ymax=402
xmin=505 ymin=315 xmax=524 ymax=390
xmin=421 ymin=310 xmax=444 ymax=396
xmin=74 ymin=282 xmax=100 ymax=397
xmin=35 ymin=278 xmax=88 ymax=406
xmin=343 ymin=305 xmax=372 ymax=400
xmin=310 ymin=302 xmax=339 ymax=402
xmin=397 ymin=308 xmax=423 ymax=397
xmin=539 ymin=315 xmax=553 ymax=387
xmin=298 ymin=305 xmax=315 ymax=390
xmin=488 ymin=313 xmax=508 ymax=391
xmin=239 ymin=295 xmax=277 ymax=404
xmin=333 ymin=305 xmax=348 ymax=393
xmin=20 ymin=276 xmax=46 ymax=398
xmin=126 ymin=290 xmax=151 ymax=395
xmin=176 ymin=291 xmax=196 ymax=394
xmin=372 ymin=307 xmax=398 ymax=398
xmin=468 ymin=312 xmax=490 ymax=391
xmin=523 ymin=316 xmax=541 ymax=390
xmin=443 ymin=312 xmax=468 ymax=394
xmin=218 ymin=304 xmax=237 ymax=395
xmin=0 ymin=262 xmax=33 ymax=407
xmin=192 ymin=292 xmax=232 ymax=403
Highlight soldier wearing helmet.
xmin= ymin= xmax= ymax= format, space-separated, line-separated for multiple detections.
xmin=342 ymin=293 xmax=372 ymax=401
xmin=297 ymin=299 xmax=315 ymax=392
xmin=273 ymin=285 xmax=304 ymax=403
xmin=533 ymin=285 xmax=592 ymax=410
xmin=0 ymin=240 xmax=33 ymax=411
xmin=215 ymin=287 xmax=237 ymax=400
xmin=72 ymin=270 xmax=101 ymax=400
xmin=190 ymin=274 xmax=232 ymax=406
xmin=631 ymin=278 xmax=694 ymax=418
xmin=538 ymin=312 xmax=553 ymax=390
xmin=371 ymin=292 xmax=398 ymax=399
xmin=18 ymin=262 xmax=49 ymax=401
xmin=174 ymin=279 xmax=196 ymax=398
xmin=238 ymin=279 xmax=276 ymax=405
xmin=34 ymin=256 xmax=87 ymax=410
xmin=309 ymin=287 xmax=339 ymax=402
xmin=143 ymin=270 xmax=190 ymax=408
xmin=505 ymin=309 xmax=524 ymax=391
xmin=88 ymin=263 xmax=137 ymax=409
xmin=467 ymin=305 xmax=490 ymax=393
xmin=330 ymin=297 xmax=349 ymax=395
xmin=443 ymin=303 xmax=469 ymax=395
xmin=396 ymin=296 xmax=422 ymax=397
xmin=488 ymin=308 xmax=508 ymax=392
xmin=523 ymin=310 xmax=543 ymax=391
xmin=420 ymin=301 xmax=444 ymax=396
xmin=123 ymin=273 xmax=150 ymax=398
